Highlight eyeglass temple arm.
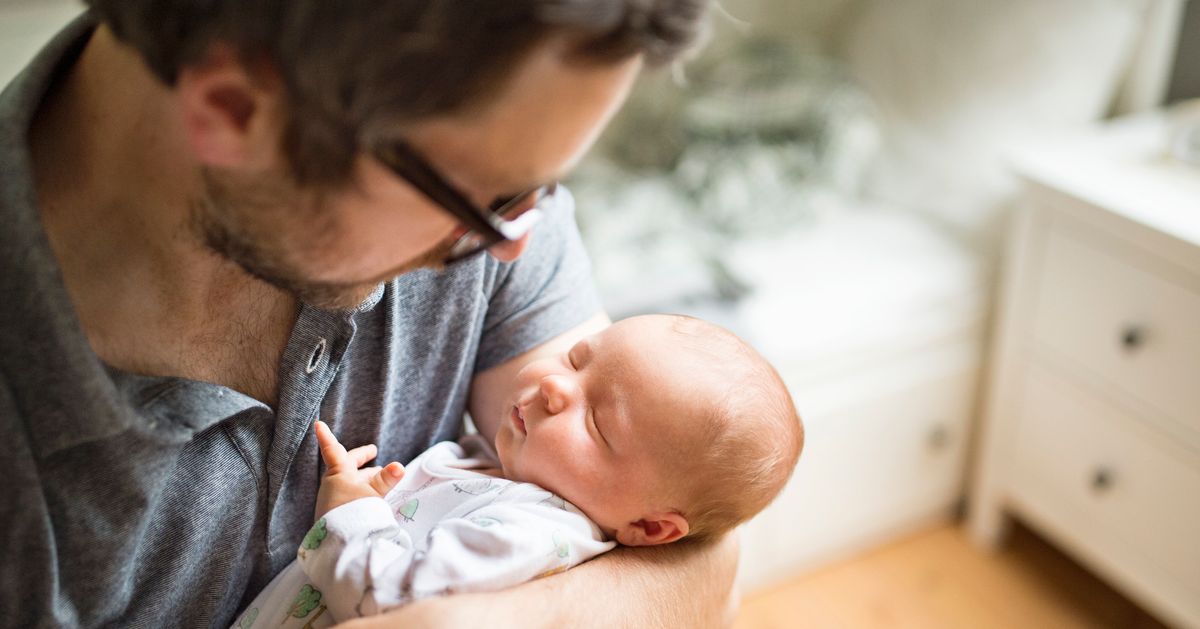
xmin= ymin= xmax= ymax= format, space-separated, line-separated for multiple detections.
xmin=378 ymin=142 xmax=506 ymax=239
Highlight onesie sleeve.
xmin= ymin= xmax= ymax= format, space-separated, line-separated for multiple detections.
xmin=297 ymin=493 xmax=615 ymax=618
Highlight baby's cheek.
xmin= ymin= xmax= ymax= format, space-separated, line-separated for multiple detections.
xmin=536 ymin=428 xmax=571 ymax=461
xmin=494 ymin=427 xmax=511 ymax=460
xmin=562 ymin=436 xmax=605 ymax=477
xmin=556 ymin=423 xmax=593 ymax=454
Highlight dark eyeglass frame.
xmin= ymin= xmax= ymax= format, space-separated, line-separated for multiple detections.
xmin=373 ymin=141 xmax=554 ymax=264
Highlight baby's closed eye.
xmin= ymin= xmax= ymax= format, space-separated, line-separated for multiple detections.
xmin=588 ymin=408 xmax=610 ymax=449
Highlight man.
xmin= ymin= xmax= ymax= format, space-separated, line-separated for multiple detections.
xmin=0 ymin=1 xmax=739 ymax=627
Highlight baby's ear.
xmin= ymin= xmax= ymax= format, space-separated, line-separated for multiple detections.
xmin=616 ymin=512 xmax=689 ymax=546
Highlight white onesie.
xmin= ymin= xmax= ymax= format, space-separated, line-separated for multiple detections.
xmin=231 ymin=434 xmax=615 ymax=628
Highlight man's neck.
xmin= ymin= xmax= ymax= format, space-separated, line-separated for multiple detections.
xmin=29 ymin=26 xmax=297 ymax=404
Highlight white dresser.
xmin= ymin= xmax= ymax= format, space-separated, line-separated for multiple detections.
xmin=969 ymin=113 xmax=1200 ymax=629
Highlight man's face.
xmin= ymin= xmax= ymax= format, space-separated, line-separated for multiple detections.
xmin=192 ymin=39 xmax=642 ymax=310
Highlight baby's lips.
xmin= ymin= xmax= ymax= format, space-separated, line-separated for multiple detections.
xmin=510 ymin=404 xmax=528 ymax=434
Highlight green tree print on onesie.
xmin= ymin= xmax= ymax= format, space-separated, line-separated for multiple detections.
xmin=452 ymin=479 xmax=497 ymax=495
xmin=552 ymin=531 xmax=570 ymax=559
xmin=285 ymin=584 xmax=322 ymax=621
xmin=302 ymin=518 xmax=327 ymax=550
xmin=397 ymin=498 xmax=419 ymax=522
xmin=471 ymin=516 xmax=502 ymax=528
xmin=236 ymin=606 xmax=258 ymax=628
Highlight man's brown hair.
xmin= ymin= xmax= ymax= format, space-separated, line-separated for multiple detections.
xmin=85 ymin=0 xmax=709 ymax=185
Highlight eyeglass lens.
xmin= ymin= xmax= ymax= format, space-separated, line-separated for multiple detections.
xmin=446 ymin=185 xmax=553 ymax=262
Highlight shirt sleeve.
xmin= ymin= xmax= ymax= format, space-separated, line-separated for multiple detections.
xmin=474 ymin=185 xmax=604 ymax=373
xmin=297 ymin=494 xmax=615 ymax=619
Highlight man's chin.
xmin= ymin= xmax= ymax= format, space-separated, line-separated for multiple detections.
xmin=289 ymin=280 xmax=382 ymax=311
xmin=287 ymin=257 xmax=447 ymax=310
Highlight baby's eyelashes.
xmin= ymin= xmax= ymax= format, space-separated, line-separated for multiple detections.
xmin=588 ymin=408 xmax=610 ymax=449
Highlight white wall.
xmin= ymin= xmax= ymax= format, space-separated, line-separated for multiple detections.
xmin=0 ymin=0 xmax=85 ymax=87
xmin=717 ymin=0 xmax=863 ymax=51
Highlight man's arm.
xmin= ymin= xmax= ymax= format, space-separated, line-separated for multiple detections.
xmin=467 ymin=312 xmax=610 ymax=444
xmin=334 ymin=531 xmax=740 ymax=629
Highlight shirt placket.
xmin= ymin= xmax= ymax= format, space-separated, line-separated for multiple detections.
xmin=264 ymin=304 xmax=357 ymax=562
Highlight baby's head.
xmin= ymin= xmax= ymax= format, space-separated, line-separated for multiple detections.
xmin=494 ymin=314 xmax=803 ymax=546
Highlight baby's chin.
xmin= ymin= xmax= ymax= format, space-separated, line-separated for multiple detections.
xmin=491 ymin=430 xmax=522 ymax=480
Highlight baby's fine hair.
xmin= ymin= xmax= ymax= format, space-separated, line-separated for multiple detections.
xmin=665 ymin=315 xmax=804 ymax=543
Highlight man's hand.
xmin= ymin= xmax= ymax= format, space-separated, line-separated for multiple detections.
xmin=313 ymin=420 xmax=405 ymax=519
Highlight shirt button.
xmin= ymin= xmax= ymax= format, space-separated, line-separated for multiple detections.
xmin=306 ymin=338 xmax=327 ymax=374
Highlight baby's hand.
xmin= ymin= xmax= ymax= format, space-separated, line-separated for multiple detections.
xmin=313 ymin=420 xmax=405 ymax=519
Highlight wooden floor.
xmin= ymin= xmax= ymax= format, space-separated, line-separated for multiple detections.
xmin=735 ymin=522 xmax=1170 ymax=629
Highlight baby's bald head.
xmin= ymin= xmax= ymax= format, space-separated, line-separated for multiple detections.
xmin=634 ymin=315 xmax=804 ymax=542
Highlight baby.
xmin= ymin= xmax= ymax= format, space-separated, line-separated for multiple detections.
xmin=233 ymin=314 xmax=803 ymax=628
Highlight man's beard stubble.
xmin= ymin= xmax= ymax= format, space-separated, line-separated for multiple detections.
xmin=191 ymin=168 xmax=450 ymax=311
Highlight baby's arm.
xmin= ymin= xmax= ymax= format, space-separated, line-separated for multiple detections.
xmin=297 ymin=493 xmax=616 ymax=620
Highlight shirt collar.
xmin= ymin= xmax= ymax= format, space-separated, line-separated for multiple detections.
xmin=0 ymin=11 xmax=143 ymax=459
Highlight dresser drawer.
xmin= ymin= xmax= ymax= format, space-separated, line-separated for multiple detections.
xmin=1031 ymin=224 xmax=1200 ymax=436
xmin=738 ymin=340 xmax=980 ymax=589
xmin=1009 ymin=366 xmax=1200 ymax=601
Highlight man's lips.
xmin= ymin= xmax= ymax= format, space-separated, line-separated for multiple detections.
xmin=510 ymin=404 xmax=527 ymax=434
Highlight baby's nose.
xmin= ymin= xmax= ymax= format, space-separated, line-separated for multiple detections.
xmin=539 ymin=374 xmax=579 ymax=415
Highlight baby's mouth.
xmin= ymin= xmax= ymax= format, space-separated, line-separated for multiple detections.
xmin=510 ymin=404 xmax=527 ymax=434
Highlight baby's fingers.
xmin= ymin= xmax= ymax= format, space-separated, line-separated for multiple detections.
xmin=345 ymin=444 xmax=378 ymax=469
xmin=314 ymin=421 xmax=350 ymax=474
xmin=368 ymin=462 xmax=405 ymax=497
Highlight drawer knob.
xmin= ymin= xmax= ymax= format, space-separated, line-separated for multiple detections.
xmin=1090 ymin=467 xmax=1115 ymax=493
xmin=927 ymin=425 xmax=950 ymax=451
xmin=1119 ymin=325 xmax=1145 ymax=352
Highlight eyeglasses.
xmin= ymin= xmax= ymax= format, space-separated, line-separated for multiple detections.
xmin=373 ymin=141 xmax=554 ymax=265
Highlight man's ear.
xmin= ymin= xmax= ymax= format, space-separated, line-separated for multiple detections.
xmin=175 ymin=44 xmax=284 ymax=171
xmin=615 ymin=512 xmax=689 ymax=546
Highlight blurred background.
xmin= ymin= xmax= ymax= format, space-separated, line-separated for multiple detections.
xmin=5 ymin=0 xmax=1199 ymax=627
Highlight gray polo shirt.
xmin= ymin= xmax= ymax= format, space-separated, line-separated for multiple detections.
xmin=0 ymin=14 xmax=601 ymax=628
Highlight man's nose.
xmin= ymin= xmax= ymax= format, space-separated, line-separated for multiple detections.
xmin=539 ymin=374 xmax=579 ymax=415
